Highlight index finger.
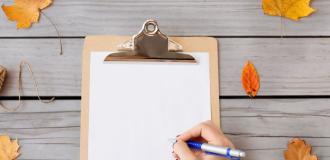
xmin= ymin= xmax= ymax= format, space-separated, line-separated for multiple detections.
xmin=177 ymin=121 xmax=223 ymax=143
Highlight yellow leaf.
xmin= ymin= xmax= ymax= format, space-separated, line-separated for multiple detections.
xmin=262 ymin=0 xmax=315 ymax=20
xmin=284 ymin=138 xmax=318 ymax=160
xmin=0 ymin=135 xmax=20 ymax=160
xmin=2 ymin=0 xmax=52 ymax=29
xmin=241 ymin=61 xmax=260 ymax=97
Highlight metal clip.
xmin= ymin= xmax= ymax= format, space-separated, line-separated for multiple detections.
xmin=104 ymin=20 xmax=196 ymax=63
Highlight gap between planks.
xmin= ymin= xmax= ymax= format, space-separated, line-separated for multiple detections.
xmin=1 ymin=36 xmax=330 ymax=39
xmin=2 ymin=95 xmax=330 ymax=100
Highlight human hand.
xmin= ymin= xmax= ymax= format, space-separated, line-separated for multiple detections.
xmin=173 ymin=121 xmax=234 ymax=160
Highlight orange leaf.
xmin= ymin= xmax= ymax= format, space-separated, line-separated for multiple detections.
xmin=0 ymin=135 xmax=20 ymax=160
xmin=284 ymin=138 xmax=318 ymax=160
xmin=241 ymin=61 xmax=260 ymax=97
xmin=262 ymin=0 xmax=315 ymax=20
xmin=2 ymin=0 xmax=52 ymax=29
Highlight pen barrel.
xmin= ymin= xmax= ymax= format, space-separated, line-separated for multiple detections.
xmin=187 ymin=141 xmax=203 ymax=150
xmin=201 ymin=144 xmax=244 ymax=158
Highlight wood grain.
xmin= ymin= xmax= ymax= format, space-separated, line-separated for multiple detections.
xmin=0 ymin=99 xmax=328 ymax=159
xmin=1 ymin=38 xmax=330 ymax=96
xmin=0 ymin=0 xmax=329 ymax=36
xmin=0 ymin=39 xmax=82 ymax=96
xmin=15 ymin=136 xmax=330 ymax=159
xmin=221 ymin=99 xmax=330 ymax=138
xmin=229 ymin=136 xmax=330 ymax=160
xmin=1 ymin=128 xmax=79 ymax=159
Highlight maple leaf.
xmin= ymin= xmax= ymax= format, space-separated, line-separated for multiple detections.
xmin=262 ymin=0 xmax=315 ymax=20
xmin=2 ymin=0 xmax=52 ymax=29
xmin=241 ymin=61 xmax=260 ymax=97
xmin=0 ymin=135 xmax=20 ymax=160
xmin=284 ymin=138 xmax=318 ymax=160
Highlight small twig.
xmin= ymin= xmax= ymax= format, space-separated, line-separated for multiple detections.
xmin=40 ymin=11 xmax=63 ymax=55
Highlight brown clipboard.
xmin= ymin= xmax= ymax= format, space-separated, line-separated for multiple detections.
xmin=80 ymin=29 xmax=220 ymax=160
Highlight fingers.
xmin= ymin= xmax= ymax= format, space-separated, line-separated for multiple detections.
xmin=177 ymin=120 xmax=235 ymax=148
xmin=177 ymin=120 xmax=223 ymax=143
xmin=173 ymin=140 xmax=197 ymax=160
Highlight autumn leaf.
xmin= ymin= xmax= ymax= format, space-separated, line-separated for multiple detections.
xmin=0 ymin=135 xmax=20 ymax=160
xmin=262 ymin=0 xmax=315 ymax=20
xmin=2 ymin=0 xmax=52 ymax=29
xmin=241 ymin=61 xmax=260 ymax=97
xmin=284 ymin=138 xmax=318 ymax=160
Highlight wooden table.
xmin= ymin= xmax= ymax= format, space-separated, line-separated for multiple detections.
xmin=0 ymin=0 xmax=329 ymax=159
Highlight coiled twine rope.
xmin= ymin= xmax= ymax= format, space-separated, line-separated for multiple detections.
xmin=0 ymin=61 xmax=55 ymax=112
xmin=0 ymin=65 xmax=6 ymax=92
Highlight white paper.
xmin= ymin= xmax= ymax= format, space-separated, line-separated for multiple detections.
xmin=88 ymin=52 xmax=211 ymax=160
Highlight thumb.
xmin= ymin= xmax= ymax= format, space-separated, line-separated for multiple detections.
xmin=173 ymin=140 xmax=197 ymax=160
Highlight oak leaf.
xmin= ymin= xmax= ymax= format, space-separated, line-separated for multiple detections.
xmin=2 ymin=0 xmax=52 ymax=29
xmin=284 ymin=138 xmax=318 ymax=160
xmin=262 ymin=0 xmax=315 ymax=20
xmin=0 ymin=135 xmax=20 ymax=160
xmin=241 ymin=61 xmax=260 ymax=97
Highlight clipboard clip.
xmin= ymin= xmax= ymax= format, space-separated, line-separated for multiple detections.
xmin=104 ymin=19 xmax=196 ymax=63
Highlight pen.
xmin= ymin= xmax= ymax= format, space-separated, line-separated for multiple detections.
xmin=186 ymin=140 xmax=246 ymax=158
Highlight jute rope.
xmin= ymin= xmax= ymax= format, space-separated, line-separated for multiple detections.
xmin=0 ymin=60 xmax=55 ymax=112
xmin=0 ymin=65 xmax=6 ymax=91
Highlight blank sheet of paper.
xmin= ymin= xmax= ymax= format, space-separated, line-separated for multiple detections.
xmin=88 ymin=52 xmax=211 ymax=160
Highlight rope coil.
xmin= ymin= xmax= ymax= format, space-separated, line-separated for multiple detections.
xmin=0 ymin=60 xmax=55 ymax=112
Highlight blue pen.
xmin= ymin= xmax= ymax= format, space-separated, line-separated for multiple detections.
xmin=186 ymin=140 xmax=246 ymax=159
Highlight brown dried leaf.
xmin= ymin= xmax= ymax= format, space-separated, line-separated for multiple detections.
xmin=284 ymin=138 xmax=318 ymax=160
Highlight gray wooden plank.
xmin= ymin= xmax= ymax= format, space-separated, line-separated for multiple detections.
xmin=19 ymin=142 xmax=79 ymax=160
xmin=0 ymin=0 xmax=329 ymax=36
xmin=0 ymin=99 xmax=327 ymax=137
xmin=1 ymin=38 xmax=330 ymax=96
xmin=3 ymin=134 xmax=329 ymax=159
xmin=0 ymin=127 xmax=79 ymax=141
xmin=15 ymin=136 xmax=330 ymax=160
xmin=223 ymin=116 xmax=330 ymax=137
xmin=0 ymin=39 xmax=82 ymax=96
xmin=221 ymin=99 xmax=330 ymax=117
xmin=3 ymin=98 xmax=329 ymax=136
xmin=0 ymin=112 xmax=80 ymax=129
xmin=0 ymin=100 xmax=80 ymax=113
xmin=220 ymin=38 xmax=330 ymax=96
xmin=0 ymin=126 xmax=80 ymax=160
xmin=14 ymin=136 xmax=330 ymax=159
xmin=228 ymin=136 xmax=330 ymax=160
xmin=0 ymin=99 xmax=329 ymax=159
xmin=221 ymin=99 xmax=330 ymax=137
xmin=0 ymin=128 xmax=79 ymax=160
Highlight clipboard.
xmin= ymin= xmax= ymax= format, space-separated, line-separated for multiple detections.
xmin=81 ymin=20 xmax=220 ymax=160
